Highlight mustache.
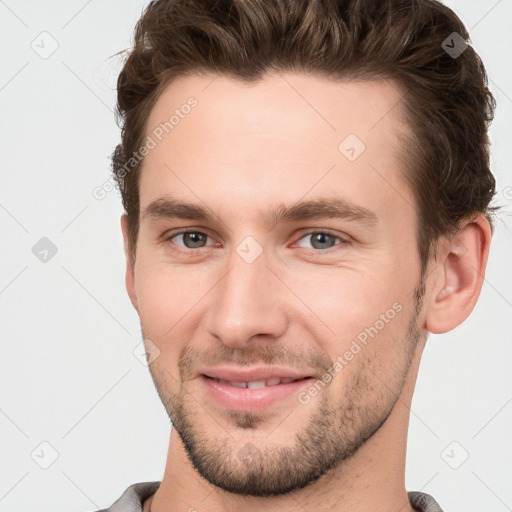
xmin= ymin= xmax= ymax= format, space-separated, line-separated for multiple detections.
xmin=178 ymin=343 xmax=333 ymax=380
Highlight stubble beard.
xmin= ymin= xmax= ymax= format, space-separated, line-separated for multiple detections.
xmin=146 ymin=281 xmax=425 ymax=497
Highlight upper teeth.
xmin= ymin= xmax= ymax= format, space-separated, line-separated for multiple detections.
xmin=215 ymin=377 xmax=300 ymax=388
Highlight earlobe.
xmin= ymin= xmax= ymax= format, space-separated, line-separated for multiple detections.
xmin=120 ymin=214 xmax=139 ymax=313
xmin=425 ymin=215 xmax=491 ymax=334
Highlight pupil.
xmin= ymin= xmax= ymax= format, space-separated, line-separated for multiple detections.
xmin=185 ymin=232 xmax=205 ymax=248
xmin=312 ymin=233 xmax=334 ymax=249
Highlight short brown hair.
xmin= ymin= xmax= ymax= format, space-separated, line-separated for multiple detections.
xmin=112 ymin=0 xmax=497 ymax=273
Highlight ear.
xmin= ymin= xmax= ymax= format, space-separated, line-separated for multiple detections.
xmin=120 ymin=214 xmax=138 ymax=313
xmin=424 ymin=214 xmax=492 ymax=334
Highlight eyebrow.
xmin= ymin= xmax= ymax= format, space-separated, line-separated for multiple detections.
xmin=141 ymin=196 xmax=378 ymax=228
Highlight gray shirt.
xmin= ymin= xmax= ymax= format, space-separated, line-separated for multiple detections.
xmin=93 ymin=481 xmax=445 ymax=511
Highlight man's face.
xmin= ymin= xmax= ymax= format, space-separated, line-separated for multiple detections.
xmin=125 ymin=72 xmax=427 ymax=496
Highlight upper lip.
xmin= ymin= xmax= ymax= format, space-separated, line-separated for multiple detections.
xmin=199 ymin=366 xmax=314 ymax=382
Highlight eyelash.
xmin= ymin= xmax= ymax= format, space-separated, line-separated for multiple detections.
xmin=165 ymin=229 xmax=349 ymax=256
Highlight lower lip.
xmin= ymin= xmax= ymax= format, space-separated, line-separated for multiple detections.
xmin=200 ymin=375 xmax=313 ymax=412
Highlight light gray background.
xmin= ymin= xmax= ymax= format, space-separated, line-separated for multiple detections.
xmin=0 ymin=1 xmax=510 ymax=511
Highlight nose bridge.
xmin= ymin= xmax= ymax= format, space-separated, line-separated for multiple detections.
xmin=205 ymin=247 xmax=288 ymax=346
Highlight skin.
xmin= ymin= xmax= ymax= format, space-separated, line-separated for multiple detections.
xmin=120 ymin=72 xmax=491 ymax=512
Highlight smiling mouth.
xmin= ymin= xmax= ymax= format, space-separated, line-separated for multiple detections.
xmin=203 ymin=375 xmax=313 ymax=388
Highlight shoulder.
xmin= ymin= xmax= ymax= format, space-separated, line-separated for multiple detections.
xmin=90 ymin=481 xmax=161 ymax=512
xmin=408 ymin=491 xmax=444 ymax=512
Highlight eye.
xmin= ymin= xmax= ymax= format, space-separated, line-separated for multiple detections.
xmin=165 ymin=229 xmax=348 ymax=255
xmin=294 ymin=231 xmax=345 ymax=251
xmin=168 ymin=230 xmax=213 ymax=250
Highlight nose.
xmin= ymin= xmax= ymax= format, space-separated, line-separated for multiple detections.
xmin=204 ymin=249 xmax=289 ymax=348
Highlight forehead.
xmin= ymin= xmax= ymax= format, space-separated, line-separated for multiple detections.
xmin=139 ymin=71 xmax=414 ymax=227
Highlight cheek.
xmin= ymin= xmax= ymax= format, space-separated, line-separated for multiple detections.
xmin=134 ymin=265 xmax=201 ymax=381
xmin=289 ymin=268 xmax=414 ymax=397
xmin=133 ymin=259 xmax=201 ymax=339
xmin=317 ymin=301 xmax=411 ymax=406
xmin=290 ymin=268 xmax=407 ymax=351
